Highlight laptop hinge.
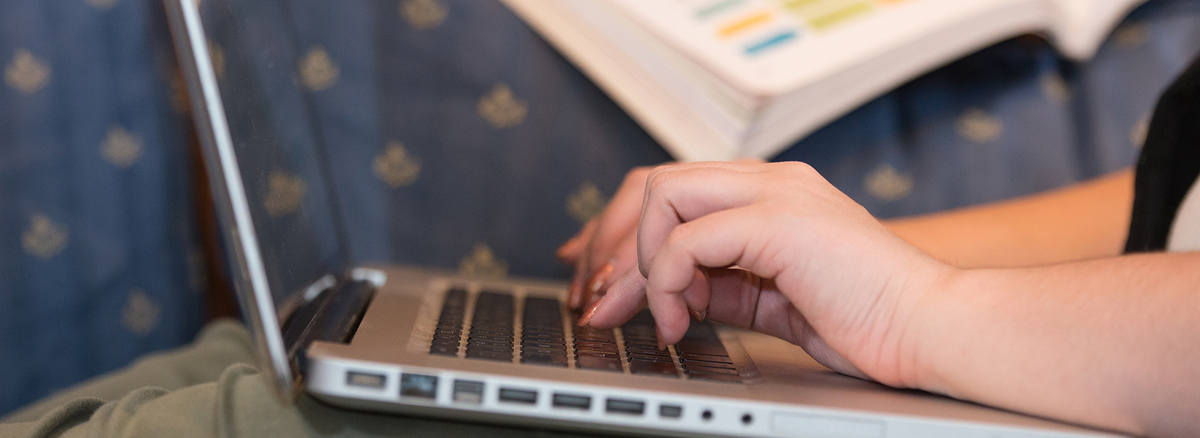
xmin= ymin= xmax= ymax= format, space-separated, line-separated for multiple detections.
xmin=282 ymin=276 xmax=376 ymax=375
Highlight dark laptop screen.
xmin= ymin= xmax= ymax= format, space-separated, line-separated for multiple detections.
xmin=199 ymin=0 xmax=348 ymax=320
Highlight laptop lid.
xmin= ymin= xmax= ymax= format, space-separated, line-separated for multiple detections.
xmin=164 ymin=0 xmax=362 ymax=399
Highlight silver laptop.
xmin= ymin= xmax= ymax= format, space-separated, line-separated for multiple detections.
xmin=164 ymin=1 xmax=1122 ymax=437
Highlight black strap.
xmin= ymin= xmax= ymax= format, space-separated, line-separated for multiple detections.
xmin=1125 ymin=53 xmax=1200 ymax=253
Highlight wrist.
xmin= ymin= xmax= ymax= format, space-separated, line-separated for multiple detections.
xmin=892 ymin=257 xmax=965 ymax=393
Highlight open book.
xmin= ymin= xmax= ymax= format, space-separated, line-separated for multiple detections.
xmin=503 ymin=0 xmax=1146 ymax=161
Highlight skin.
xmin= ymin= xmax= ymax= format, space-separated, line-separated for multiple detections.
xmin=560 ymin=162 xmax=1200 ymax=437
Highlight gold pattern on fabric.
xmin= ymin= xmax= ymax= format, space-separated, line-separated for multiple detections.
xmin=478 ymin=84 xmax=528 ymax=128
xmin=5 ymin=49 xmax=51 ymax=94
xmin=22 ymin=215 xmax=69 ymax=259
xmin=400 ymin=0 xmax=448 ymax=30
xmin=459 ymin=243 xmax=509 ymax=278
xmin=208 ymin=41 xmax=226 ymax=80
xmin=566 ymin=181 xmax=607 ymax=223
xmin=121 ymin=289 xmax=161 ymax=336
xmin=955 ymin=108 xmax=1003 ymax=143
xmin=84 ymin=0 xmax=119 ymax=10
xmin=264 ymin=171 xmax=307 ymax=217
xmin=1040 ymin=72 xmax=1071 ymax=104
xmin=864 ymin=164 xmax=914 ymax=202
xmin=374 ymin=141 xmax=422 ymax=188
xmin=101 ymin=126 xmax=144 ymax=168
xmin=1114 ymin=22 xmax=1149 ymax=49
xmin=299 ymin=47 xmax=339 ymax=91
xmin=1131 ymin=112 xmax=1151 ymax=149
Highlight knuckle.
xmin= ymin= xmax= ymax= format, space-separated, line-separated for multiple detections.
xmin=779 ymin=160 xmax=817 ymax=176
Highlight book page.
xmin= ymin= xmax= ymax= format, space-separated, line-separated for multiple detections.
xmin=605 ymin=0 xmax=1140 ymax=96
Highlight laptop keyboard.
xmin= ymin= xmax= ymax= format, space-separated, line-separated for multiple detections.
xmin=429 ymin=287 xmax=740 ymax=383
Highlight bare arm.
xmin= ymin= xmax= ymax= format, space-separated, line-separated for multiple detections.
xmin=915 ymin=252 xmax=1200 ymax=436
xmin=885 ymin=168 xmax=1134 ymax=268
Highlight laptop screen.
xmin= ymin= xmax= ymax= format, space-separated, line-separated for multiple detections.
xmin=197 ymin=0 xmax=348 ymax=319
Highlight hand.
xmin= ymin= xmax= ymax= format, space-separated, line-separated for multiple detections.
xmin=558 ymin=159 xmax=766 ymax=310
xmin=557 ymin=165 xmax=657 ymax=309
xmin=581 ymin=161 xmax=951 ymax=387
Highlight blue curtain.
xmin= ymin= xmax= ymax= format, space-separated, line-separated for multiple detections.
xmin=0 ymin=0 xmax=205 ymax=416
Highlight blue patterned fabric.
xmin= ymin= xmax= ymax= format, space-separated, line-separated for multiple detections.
xmin=2 ymin=0 xmax=1200 ymax=419
xmin=0 ymin=0 xmax=205 ymax=416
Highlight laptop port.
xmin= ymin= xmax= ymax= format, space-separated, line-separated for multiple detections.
xmin=659 ymin=404 xmax=682 ymax=418
xmin=400 ymin=373 xmax=438 ymax=399
xmin=605 ymin=398 xmax=645 ymax=415
xmin=498 ymin=388 xmax=538 ymax=405
xmin=552 ymin=393 xmax=591 ymax=410
xmin=452 ymin=380 xmax=484 ymax=404
xmin=345 ymin=371 xmax=386 ymax=389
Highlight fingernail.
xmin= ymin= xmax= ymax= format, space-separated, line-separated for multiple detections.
xmin=577 ymin=295 xmax=605 ymax=327
xmin=656 ymin=325 xmax=666 ymax=351
xmin=688 ymin=308 xmax=707 ymax=322
xmin=588 ymin=263 xmax=614 ymax=295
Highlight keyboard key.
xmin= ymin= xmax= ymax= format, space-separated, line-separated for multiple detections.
xmin=575 ymin=347 xmax=619 ymax=358
xmin=469 ymin=328 xmax=513 ymax=338
xmin=629 ymin=359 xmax=679 ymax=377
xmin=522 ymin=335 xmax=564 ymax=345
xmin=627 ymin=354 xmax=673 ymax=364
xmin=625 ymin=345 xmax=669 ymax=355
xmin=521 ymin=341 xmax=564 ymax=350
xmin=466 ymin=344 xmax=513 ymax=354
xmin=466 ymin=350 xmax=513 ymax=361
xmin=521 ymin=347 xmax=566 ymax=356
xmin=521 ymin=353 xmax=569 ymax=367
xmin=577 ymin=355 xmax=623 ymax=372
xmin=574 ymin=340 xmax=618 ymax=351
xmin=574 ymin=327 xmax=616 ymax=341
xmin=578 ymin=348 xmax=624 ymax=357
xmin=675 ymin=343 xmax=729 ymax=357
xmin=430 ymin=343 xmax=458 ymax=356
xmin=679 ymin=353 xmax=733 ymax=364
xmin=467 ymin=338 xmax=513 ymax=348
xmin=683 ymin=364 xmax=738 ymax=375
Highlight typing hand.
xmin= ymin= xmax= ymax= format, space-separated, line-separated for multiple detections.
xmin=557 ymin=165 xmax=658 ymax=310
xmin=579 ymin=161 xmax=949 ymax=387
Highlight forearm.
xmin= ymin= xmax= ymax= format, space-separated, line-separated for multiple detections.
xmin=912 ymin=252 xmax=1200 ymax=436
xmin=885 ymin=169 xmax=1133 ymax=268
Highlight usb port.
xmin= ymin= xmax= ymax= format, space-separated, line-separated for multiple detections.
xmin=400 ymin=373 xmax=438 ymax=399
xmin=659 ymin=404 xmax=683 ymax=418
xmin=498 ymin=388 xmax=538 ymax=405
xmin=346 ymin=371 xmax=386 ymax=389
xmin=552 ymin=393 xmax=591 ymax=410
xmin=605 ymin=398 xmax=645 ymax=415
xmin=453 ymin=380 xmax=484 ymax=404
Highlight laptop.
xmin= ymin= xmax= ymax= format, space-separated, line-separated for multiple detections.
xmin=163 ymin=1 xmax=1123 ymax=436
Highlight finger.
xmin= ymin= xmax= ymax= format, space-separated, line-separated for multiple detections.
xmin=584 ymin=168 xmax=652 ymax=270
xmin=581 ymin=231 xmax=638 ymax=307
xmin=637 ymin=164 xmax=769 ymax=277
xmin=582 ymin=268 xmax=648 ymax=329
xmin=557 ymin=218 xmax=597 ymax=265
xmin=570 ymin=167 xmax=654 ymax=308
xmin=643 ymin=206 xmax=783 ymax=346
xmin=703 ymin=271 xmax=804 ymax=345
